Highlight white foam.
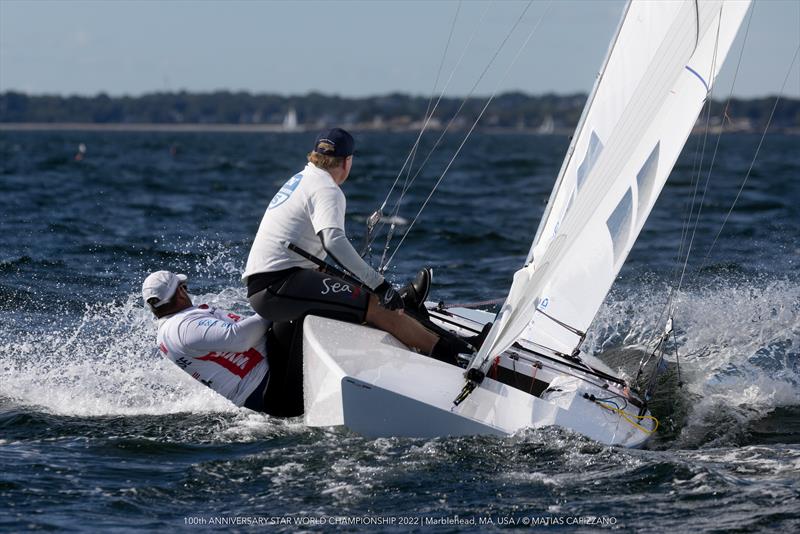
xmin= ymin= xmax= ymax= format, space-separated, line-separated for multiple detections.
xmin=587 ymin=276 xmax=800 ymax=435
xmin=2 ymin=268 xmax=797 ymax=446
xmin=219 ymin=412 xmax=308 ymax=442
xmin=0 ymin=292 xmax=241 ymax=417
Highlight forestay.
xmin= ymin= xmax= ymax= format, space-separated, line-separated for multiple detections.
xmin=468 ymin=0 xmax=752 ymax=372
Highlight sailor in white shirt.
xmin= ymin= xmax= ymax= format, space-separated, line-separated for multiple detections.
xmin=143 ymin=270 xmax=300 ymax=415
xmin=243 ymin=128 xmax=472 ymax=364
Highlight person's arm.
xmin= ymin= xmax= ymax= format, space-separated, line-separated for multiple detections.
xmin=319 ymin=228 xmax=403 ymax=310
xmin=180 ymin=313 xmax=269 ymax=354
xmin=319 ymin=227 xmax=384 ymax=289
xmin=310 ymin=185 xmax=402 ymax=309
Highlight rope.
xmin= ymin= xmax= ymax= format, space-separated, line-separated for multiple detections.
xmin=700 ymin=43 xmax=800 ymax=269
xmin=384 ymin=0 xmax=552 ymax=269
xmin=537 ymin=309 xmax=585 ymax=338
xmin=593 ymin=400 xmax=660 ymax=435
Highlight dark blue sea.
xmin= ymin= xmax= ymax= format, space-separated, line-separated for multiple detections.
xmin=1 ymin=130 xmax=798 ymax=532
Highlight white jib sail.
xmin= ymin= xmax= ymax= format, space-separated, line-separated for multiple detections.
xmin=469 ymin=0 xmax=752 ymax=373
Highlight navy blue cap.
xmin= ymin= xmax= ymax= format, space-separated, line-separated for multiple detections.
xmin=313 ymin=128 xmax=355 ymax=157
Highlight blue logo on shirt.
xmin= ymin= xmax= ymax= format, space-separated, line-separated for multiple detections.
xmin=268 ymin=173 xmax=303 ymax=210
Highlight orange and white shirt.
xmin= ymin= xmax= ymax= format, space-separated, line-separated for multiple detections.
xmin=156 ymin=305 xmax=269 ymax=406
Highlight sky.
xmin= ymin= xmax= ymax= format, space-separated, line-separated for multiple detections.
xmin=1 ymin=0 xmax=798 ymax=98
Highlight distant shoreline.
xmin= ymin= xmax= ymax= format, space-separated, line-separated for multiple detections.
xmin=0 ymin=122 xmax=298 ymax=133
xmin=0 ymin=122 xmax=573 ymax=134
xmin=4 ymin=91 xmax=796 ymax=135
xmin=1 ymin=123 xmax=796 ymax=135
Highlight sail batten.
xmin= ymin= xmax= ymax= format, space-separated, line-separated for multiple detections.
xmin=468 ymin=0 xmax=752 ymax=374
xmin=528 ymin=3 xmax=633 ymax=265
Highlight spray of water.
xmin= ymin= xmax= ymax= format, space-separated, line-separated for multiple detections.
xmin=0 ymin=290 xmax=245 ymax=417
xmin=588 ymin=275 xmax=800 ymax=446
xmin=1 ymin=259 xmax=796 ymax=446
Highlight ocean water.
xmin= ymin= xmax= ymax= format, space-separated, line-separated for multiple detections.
xmin=0 ymin=130 xmax=798 ymax=532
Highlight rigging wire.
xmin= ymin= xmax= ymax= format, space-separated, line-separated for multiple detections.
xmin=377 ymin=1 xmax=476 ymax=212
xmin=637 ymin=7 xmax=799 ymax=401
xmin=365 ymin=1 xmax=500 ymax=258
xmin=374 ymin=0 xmax=543 ymax=269
xmin=384 ymin=0 xmax=553 ymax=270
xmin=361 ymin=0 xmax=465 ymax=262
xmin=700 ymin=43 xmax=800 ymax=270
xmin=638 ymin=3 xmax=756 ymax=383
xmin=662 ymin=4 xmax=754 ymax=322
xmin=652 ymin=5 xmax=735 ymax=340
xmin=420 ymin=2 xmax=463 ymax=142
xmin=399 ymin=0 xmax=463 ymax=186
xmin=366 ymin=2 xmax=484 ymax=243
xmin=674 ymin=5 xmax=725 ymax=299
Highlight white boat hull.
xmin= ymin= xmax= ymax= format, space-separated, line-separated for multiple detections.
xmin=302 ymin=310 xmax=655 ymax=448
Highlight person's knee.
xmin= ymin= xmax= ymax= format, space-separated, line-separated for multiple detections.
xmin=365 ymin=297 xmax=401 ymax=327
xmin=249 ymin=290 xmax=273 ymax=319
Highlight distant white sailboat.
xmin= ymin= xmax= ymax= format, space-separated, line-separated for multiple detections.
xmin=536 ymin=115 xmax=554 ymax=134
xmin=301 ymin=0 xmax=752 ymax=447
xmin=282 ymin=107 xmax=298 ymax=131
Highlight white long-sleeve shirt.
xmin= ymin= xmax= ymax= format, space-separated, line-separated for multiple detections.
xmin=156 ymin=305 xmax=269 ymax=406
xmin=242 ymin=163 xmax=384 ymax=289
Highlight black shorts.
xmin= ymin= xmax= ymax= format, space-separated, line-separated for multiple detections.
xmin=242 ymin=323 xmax=304 ymax=417
xmin=248 ymin=268 xmax=370 ymax=324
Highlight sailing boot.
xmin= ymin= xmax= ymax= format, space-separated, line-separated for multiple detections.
xmin=429 ymin=335 xmax=473 ymax=366
xmin=428 ymin=322 xmax=489 ymax=367
xmin=399 ymin=268 xmax=432 ymax=316
xmin=466 ymin=322 xmax=492 ymax=351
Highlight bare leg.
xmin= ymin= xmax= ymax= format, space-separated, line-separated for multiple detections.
xmin=365 ymin=295 xmax=438 ymax=353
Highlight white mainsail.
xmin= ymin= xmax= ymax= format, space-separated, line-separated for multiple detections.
xmin=468 ymin=0 xmax=752 ymax=373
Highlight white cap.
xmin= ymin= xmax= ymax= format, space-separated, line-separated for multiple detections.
xmin=142 ymin=270 xmax=188 ymax=308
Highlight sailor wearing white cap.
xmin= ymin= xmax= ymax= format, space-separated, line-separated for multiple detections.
xmin=142 ymin=270 xmax=275 ymax=412
xmin=141 ymin=270 xmax=188 ymax=308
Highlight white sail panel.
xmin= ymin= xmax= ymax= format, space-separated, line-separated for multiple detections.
xmin=528 ymin=1 xmax=682 ymax=267
xmin=471 ymin=0 xmax=752 ymax=367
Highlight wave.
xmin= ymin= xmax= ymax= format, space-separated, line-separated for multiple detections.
xmin=0 ymin=255 xmax=66 ymax=272
xmin=0 ymin=290 xmax=253 ymax=417
xmin=588 ymin=275 xmax=800 ymax=447
xmin=1 ymin=267 xmax=797 ymax=448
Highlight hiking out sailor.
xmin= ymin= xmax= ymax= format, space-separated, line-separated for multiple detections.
xmin=242 ymin=128 xmax=470 ymax=363
xmin=142 ymin=270 xmax=302 ymax=416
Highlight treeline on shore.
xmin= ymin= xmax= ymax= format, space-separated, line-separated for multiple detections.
xmin=1 ymin=90 xmax=798 ymax=132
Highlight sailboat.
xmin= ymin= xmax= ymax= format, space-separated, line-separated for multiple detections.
xmin=301 ymin=0 xmax=752 ymax=447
